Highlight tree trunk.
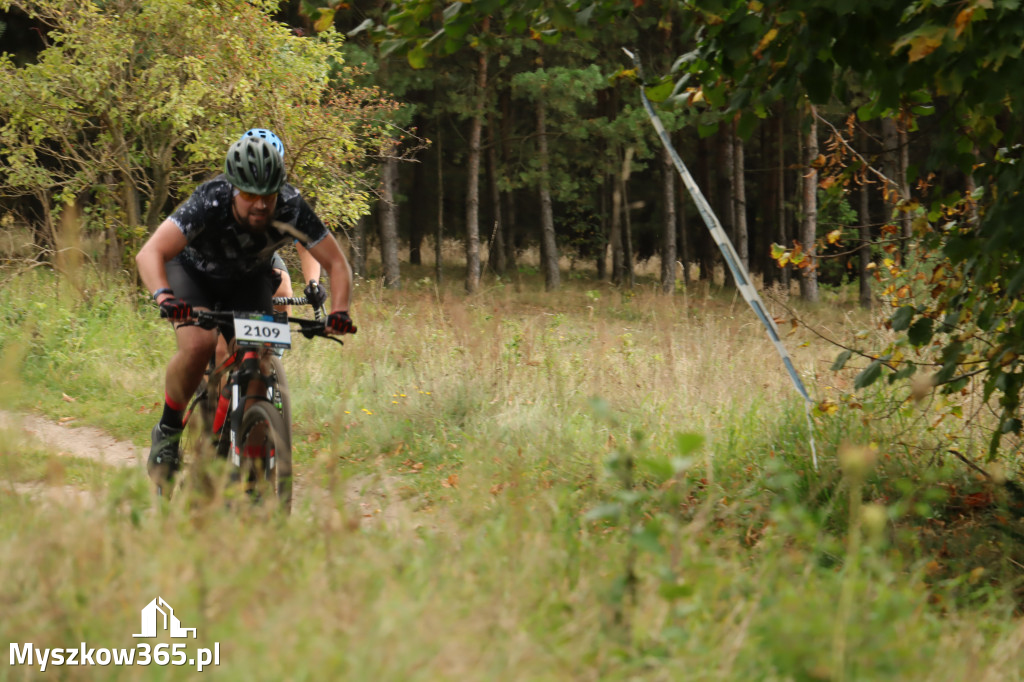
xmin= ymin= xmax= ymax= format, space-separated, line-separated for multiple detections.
xmin=486 ymin=111 xmax=506 ymax=275
xmin=881 ymin=117 xmax=901 ymax=233
xmin=503 ymin=189 xmax=517 ymax=274
xmin=858 ymin=171 xmax=872 ymax=310
xmin=775 ymin=109 xmax=790 ymax=289
xmin=409 ymin=119 xmax=426 ymax=266
xmin=898 ymin=123 xmax=912 ymax=240
xmin=661 ymin=145 xmax=676 ymax=294
xmin=757 ymin=120 xmax=775 ymax=286
xmin=609 ymin=163 xmax=624 ymax=285
xmin=107 ymin=123 xmax=142 ymax=247
xmin=351 ymin=215 xmax=367 ymax=279
xmin=143 ymin=143 xmax=173 ymax=230
xmin=857 ymin=129 xmax=872 ymax=309
xmin=500 ymin=90 xmax=516 ymax=273
xmin=721 ymin=127 xmax=736 ymax=246
xmin=596 ymin=88 xmax=611 ymax=281
xmin=378 ymin=154 xmax=400 ymax=289
xmin=677 ymin=171 xmax=690 ymax=286
xmin=435 ymin=121 xmax=444 ymax=284
xmin=597 ymin=175 xmax=608 ymax=280
xmin=719 ymin=127 xmax=736 ymax=288
xmin=733 ymin=121 xmax=748 ymax=271
xmin=536 ymin=97 xmax=560 ymax=291
xmin=800 ymin=102 xmax=819 ymax=302
xmin=621 ymin=147 xmax=635 ymax=289
xmin=464 ymin=21 xmax=489 ymax=293
xmin=697 ymin=136 xmax=716 ymax=282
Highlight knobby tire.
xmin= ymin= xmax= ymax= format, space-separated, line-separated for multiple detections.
xmin=237 ymin=401 xmax=293 ymax=514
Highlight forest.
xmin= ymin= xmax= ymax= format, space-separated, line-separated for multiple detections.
xmin=3 ymin=0 xmax=1024 ymax=449
xmin=6 ymin=2 xmax=1024 ymax=458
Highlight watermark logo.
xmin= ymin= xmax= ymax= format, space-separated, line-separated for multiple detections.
xmin=133 ymin=597 xmax=196 ymax=639
xmin=9 ymin=596 xmax=219 ymax=672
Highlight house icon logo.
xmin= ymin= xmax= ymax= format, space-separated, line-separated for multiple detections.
xmin=133 ymin=597 xmax=197 ymax=639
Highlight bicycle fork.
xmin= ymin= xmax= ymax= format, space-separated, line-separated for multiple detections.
xmin=225 ymin=350 xmax=284 ymax=470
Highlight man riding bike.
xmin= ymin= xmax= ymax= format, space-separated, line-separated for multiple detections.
xmin=136 ymin=134 xmax=356 ymax=490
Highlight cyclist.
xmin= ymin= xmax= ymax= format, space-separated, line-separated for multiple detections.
xmin=240 ymin=128 xmax=327 ymax=314
xmin=136 ymin=134 xmax=356 ymax=490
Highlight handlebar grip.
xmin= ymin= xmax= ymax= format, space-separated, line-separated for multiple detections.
xmin=271 ymin=296 xmax=308 ymax=306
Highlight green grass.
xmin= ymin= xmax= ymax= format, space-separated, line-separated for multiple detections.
xmin=1 ymin=266 xmax=1023 ymax=680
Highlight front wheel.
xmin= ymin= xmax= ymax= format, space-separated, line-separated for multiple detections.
xmin=236 ymin=402 xmax=293 ymax=514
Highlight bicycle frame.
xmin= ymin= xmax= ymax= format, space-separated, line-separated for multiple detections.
xmin=210 ymin=343 xmax=284 ymax=467
xmin=181 ymin=300 xmax=335 ymax=467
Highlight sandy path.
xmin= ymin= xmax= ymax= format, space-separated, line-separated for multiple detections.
xmin=0 ymin=410 xmax=423 ymax=529
xmin=0 ymin=410 xmax=144 ymax=469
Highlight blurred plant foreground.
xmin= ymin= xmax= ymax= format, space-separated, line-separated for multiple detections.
xmin=0 ymin=252 xmax=1022 ymax=681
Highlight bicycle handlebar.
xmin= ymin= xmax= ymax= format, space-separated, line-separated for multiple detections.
xmin=159 ymin=296 xmax=349 ymax=340
xmin=273 ymin=296 xmax=325 ymax=322
xmin=189 ymin=309 xmax=340 ymax=340
xmin=272 ymin=296 xmax=309 ymax=306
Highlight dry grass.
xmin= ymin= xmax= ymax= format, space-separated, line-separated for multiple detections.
xmin=0 ymin=262 xmax=1022 ymax=681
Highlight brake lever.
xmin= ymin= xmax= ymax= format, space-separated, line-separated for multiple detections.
xmin=297 ymin=319 xmax=326 ymax=340
xmin=195 ymin=315 xmax=220 ymax=330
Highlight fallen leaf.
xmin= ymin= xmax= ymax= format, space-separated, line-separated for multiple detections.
xmin=442 ymin=474 xmax=459 ymax=488
xmin=61 ymin=393 xmax=76 ymax=403
xmin=816 ymin=400 xmax=839 ymax=416
xmin=963 ymin=491 xmax=993 ymax=508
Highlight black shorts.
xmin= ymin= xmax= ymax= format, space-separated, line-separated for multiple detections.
xmin=166 ymin=258 xmax=281 ymax=314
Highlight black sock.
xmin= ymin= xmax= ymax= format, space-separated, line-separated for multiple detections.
xmin=160 ymin=395 xmax=185 ymax=431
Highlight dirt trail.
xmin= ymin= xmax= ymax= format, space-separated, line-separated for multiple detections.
xmin=0 ymin=410 xmax=143 ymax=469
xmin=0 ymin=410 xmax=424 ymax=529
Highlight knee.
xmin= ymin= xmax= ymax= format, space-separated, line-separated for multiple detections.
xmin=177 ymin=330 xmax=217 ymax=370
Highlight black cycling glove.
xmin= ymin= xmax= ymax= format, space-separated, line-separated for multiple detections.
xmin=303 ymin=280 xmax=328 ymax=309
xmin=158 ymin=296 xmax=193 ymax=322
xmin=326 ymin=311 xmax=356 ymax=335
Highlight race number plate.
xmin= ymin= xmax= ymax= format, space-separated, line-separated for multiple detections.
xmin=233 ymin=313 xmax=291 ymax=350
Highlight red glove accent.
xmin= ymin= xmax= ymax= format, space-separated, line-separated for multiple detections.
xmin=158 ymin=296 xmax=193 ymax=322
xmin=326 ymin=310 xmax=356 ymax=335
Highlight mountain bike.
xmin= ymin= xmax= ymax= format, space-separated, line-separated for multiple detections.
xmin=174 ymin=297 xmax=343 ymax=513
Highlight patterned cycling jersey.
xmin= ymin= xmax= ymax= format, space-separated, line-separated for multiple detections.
xmin=169 ymin=175 xmax=329 ymax=278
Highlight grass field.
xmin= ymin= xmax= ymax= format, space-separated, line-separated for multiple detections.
xmin=1 ymin=261 xmax=1022 ymax=681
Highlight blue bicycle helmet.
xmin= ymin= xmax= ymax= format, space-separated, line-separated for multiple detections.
xmin=240 ymin=128 xmax=285 ymax=158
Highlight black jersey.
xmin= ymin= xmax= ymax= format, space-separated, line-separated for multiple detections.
xmin=169 ymin=175 xmax=329 ymax=278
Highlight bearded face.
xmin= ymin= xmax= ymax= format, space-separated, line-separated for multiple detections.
xmin=232 ymin=190 xmax=279 ymax=231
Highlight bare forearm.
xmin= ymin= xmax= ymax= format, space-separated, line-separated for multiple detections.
xmin=308 ymin=233 xmax=353 ymax=312
xmin=326 ymin=259 xmax=352 ymax=312
xmin=297 ymin=242 xmax=321 ymax=283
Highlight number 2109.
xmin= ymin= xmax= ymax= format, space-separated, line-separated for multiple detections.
xmin=242 ymin=324 xmax=280 ymax=339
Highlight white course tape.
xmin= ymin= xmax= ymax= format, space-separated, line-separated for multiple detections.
xmin=627 ymin=49 xmax=818 ymax=469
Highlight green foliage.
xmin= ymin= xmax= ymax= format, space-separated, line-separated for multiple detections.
xmin=680 ymin=0 xmax=1024 ymax=458
xmin=0 ymin=0 xmax=399 ymax=253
